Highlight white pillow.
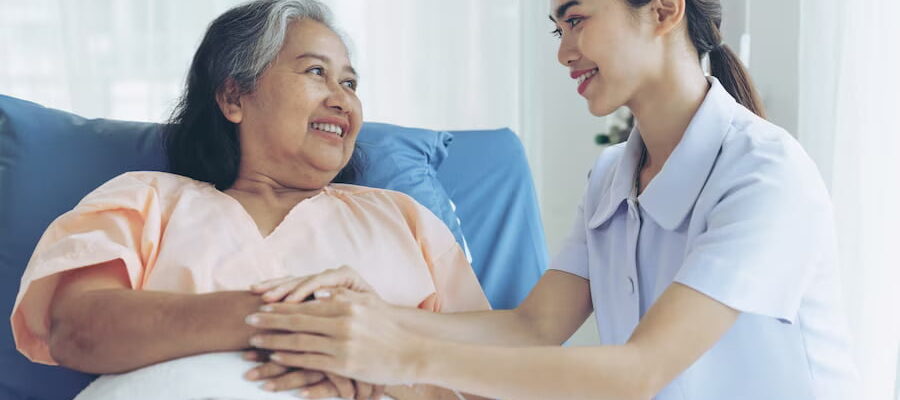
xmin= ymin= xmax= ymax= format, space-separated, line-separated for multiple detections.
xmin=75 ymin=352 xmax=386 ymax=400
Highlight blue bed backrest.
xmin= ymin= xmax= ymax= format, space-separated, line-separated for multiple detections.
xmin=438 ymin=129 xmax=548 ymax=310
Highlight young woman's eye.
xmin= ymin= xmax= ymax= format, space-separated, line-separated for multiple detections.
xmin=550 ymin=27 xmax=562 ymax=39
xmin=307 ymin=66 xmax=325 ymax=76
xmin=565 ymin=16 xmax=583 ymax=29
xmin=341 ymin=79 xmax=358 ymax=91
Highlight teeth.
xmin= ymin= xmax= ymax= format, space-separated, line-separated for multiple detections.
xmin=577 ymin=68 xmax=598 ymax=85
xmin=311 ymin=122 xmax=345 ymax=137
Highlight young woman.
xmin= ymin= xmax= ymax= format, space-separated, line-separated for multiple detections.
xmin=241 ymin=0 xmax=859 ymax=399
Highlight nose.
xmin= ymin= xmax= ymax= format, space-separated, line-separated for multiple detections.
xmin=325 ymin=81 xmax=352 ymax=113
xmin=557 ymin=34 xmax=580 ymax=67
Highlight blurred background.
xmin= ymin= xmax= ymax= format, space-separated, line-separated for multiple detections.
xmin=1 ymin=0 xmax=897 ymax=398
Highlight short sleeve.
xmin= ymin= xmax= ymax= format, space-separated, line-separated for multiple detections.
xmin=403 ymin=200 xmax=490 ymax=314
xmin=10 ymin=172 xmax=164 ymax=364
xmin=674 ymin=153 xmax=832 ymax=324
xmin=549 ymin=199 xmax=589 ymax=279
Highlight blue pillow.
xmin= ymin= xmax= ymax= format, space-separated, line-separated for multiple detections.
xmin=351 ymin=122 xmax=469 ymax=256
xmin=0 ymin=95 xmax=468 ymax=399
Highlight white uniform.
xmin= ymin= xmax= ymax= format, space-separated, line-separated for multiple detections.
xmin=551 ymin=78 xmax=859 ymax=399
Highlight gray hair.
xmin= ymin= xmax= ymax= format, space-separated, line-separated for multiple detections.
xmin=219 ymin=0 xmax=338 ymax=93
xmin=166 ymin=0 xmax=353 ymax=189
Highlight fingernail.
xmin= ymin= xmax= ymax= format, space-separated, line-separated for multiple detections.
xmin=314 ymin=290 xmax=331 ymax=299
xmin=296 ymin=390 xmax=309 ymax=398
xmin=260 ymin=305 xmax=274 ymax=312
xmin=263 ymin=382 xmax=276 ymax=391
xmin=245 ymin=370 xmax=259 ymax=380
xmin=245 ymin=314 xmax=260 ymax=325
xmin=250 ymin=336 xmax=263 ymax=346
xmin=270 ymin=353 xmax=282 ymax=361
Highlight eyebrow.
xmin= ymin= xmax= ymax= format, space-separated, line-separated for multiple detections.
xmin=296 ymin=52 xmax=357 ymax=77
xmin=549 ymin=0 xmax=580 ymax=22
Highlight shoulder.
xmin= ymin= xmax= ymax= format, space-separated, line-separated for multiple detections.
xmin=325 ymin=184 xmax=428 ymax=216
xmin=326 ymin=183 xmax=451 ymax=236
xmin=78 ymin=171 xmax=210 ymax=209
xmin=704 ymin=108 xmax=832 ymax=219
xmin=717 ymin=108 xmax=825 ymax=192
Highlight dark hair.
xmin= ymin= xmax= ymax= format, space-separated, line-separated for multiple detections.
xmin=165 ymin=0 xmax=362 ymax=189
xmin=625 ymin=0 xmax=766 ymax=118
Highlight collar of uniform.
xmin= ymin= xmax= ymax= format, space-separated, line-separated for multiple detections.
xmin=588 ymin=77 xmax=736 ymax=230
xmin=587 ymin=125 xmax=645 ymax=228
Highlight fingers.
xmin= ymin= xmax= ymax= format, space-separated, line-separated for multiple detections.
xmin=250 ymin=276 xmax=296 ymax=294
xmin=250 ymin=332 xmax=337 ymax=354
xmin=268 ymin=352 xmax=337 ymax=372
xmin=353 ymin=380 xmax=373 ymax=400
xmin=371 ymin=385 xmax=386 ymax=400
xmin=243 ymin=349 xmax=271 ymax=362
xmin=247 ymin=308 xmax=348 ymax=334
xmin=244 ymin=361 xmax=288 ymax=381
xmin=261 ymin=278 xmax=312 ymax=303
xmin=261 ymin=369 xmax=327 ymax=392
xmin=284 ymin=266 xmax=375 ymax=305
xmin=326 ymin=373 xmax=356 ymax=399
xmin=301 ymin=379 xmax=341 ymax=399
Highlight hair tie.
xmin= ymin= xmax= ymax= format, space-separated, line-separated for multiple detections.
xmin=713 ymin=39 xmax=726 ymax=51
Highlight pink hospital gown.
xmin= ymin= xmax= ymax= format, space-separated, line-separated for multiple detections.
xmin=11 ymin=171 xmax=489 ymax=364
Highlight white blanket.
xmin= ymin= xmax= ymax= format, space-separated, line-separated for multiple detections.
xmin=75 ymin=352 xmax=389 ymax=400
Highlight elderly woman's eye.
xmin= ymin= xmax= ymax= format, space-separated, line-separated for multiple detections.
xmin=307 ymin=66 xmax=325 ymax=76
xmin=342 ymin=80 xmax=358 ymax=91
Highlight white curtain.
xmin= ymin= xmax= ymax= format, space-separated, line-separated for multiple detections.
xmin=0 ymin=0 xmax=248 ymax=121
xmin=327 ymin=0 xmax=521 ymax=132
xmin=0 ymin=0 xmax=522 ymax=131
xmin=798 ymin=1 xmax=900 ymax=399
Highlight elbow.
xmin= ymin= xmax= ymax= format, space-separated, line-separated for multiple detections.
xmin=511 ymin=307 xmax=559 ymax=345
xmin=627 ymin=347 xmax=667 ymax=400
xmin=49 ymin=318 xmax=104 ymax=373
xmin=631 ymin=377 xmax=663 ymax=400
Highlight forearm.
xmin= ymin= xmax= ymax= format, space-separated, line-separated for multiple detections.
xmin=386 ymin=384 xmax=494 ymax=400
xmin=391 ymin=306 xmax=555 ymax=346
xmin=416 ymin=341 xmax=654 ymax=400
xmin=49 ymin=289 xmax=263 ymax=373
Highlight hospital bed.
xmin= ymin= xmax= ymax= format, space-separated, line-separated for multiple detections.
xmin=0 ymin=94 xmax=548 ymax=399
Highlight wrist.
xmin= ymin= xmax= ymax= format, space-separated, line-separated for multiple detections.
xmin=204 ymin=291 xmax=265 ymax=347
xmin=407 ymin=333 xmax=433 ymax=384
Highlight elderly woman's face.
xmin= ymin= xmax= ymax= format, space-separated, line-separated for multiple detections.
xmin=224 ymin=19 xmax=362 ymax=189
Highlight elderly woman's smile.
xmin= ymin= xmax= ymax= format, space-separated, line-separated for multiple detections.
xmin=218 ymin=18 xmax=363 ymax=192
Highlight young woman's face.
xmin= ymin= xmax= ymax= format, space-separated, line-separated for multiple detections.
xmin=550 ymin=0 xmax=658 ymax=116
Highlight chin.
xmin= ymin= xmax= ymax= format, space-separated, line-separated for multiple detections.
xmin=587 ymin=99 xmax=619 ymax=117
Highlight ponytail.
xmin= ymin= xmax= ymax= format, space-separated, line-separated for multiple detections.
xmin=708 ymin=44 xmax=766 ymax=118
xmin=624 ymin=0 xmax=767 ymax=119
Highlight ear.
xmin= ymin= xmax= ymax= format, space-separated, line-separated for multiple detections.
xmin=649 ymin=0 xmax=686 ymax=36
xmin=215 ymin=78 xmax=244 ymax=124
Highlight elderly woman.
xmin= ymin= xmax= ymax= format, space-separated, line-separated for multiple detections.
xmin=10 ymin=1 xmax=488 ymax=399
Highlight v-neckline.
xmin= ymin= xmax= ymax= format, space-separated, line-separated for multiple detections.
xmin=209 ymin=185 xmax=328 ymax=241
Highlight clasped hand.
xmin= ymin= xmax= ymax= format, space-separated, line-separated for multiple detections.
xmin=242 ymin=266 xmax=424 ymax=399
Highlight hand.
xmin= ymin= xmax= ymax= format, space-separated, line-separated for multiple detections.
xmin=243 ymin=351 xmax=385 ymax=399
xmin=246 ymin=288 xmax=425 ymax=386
xmin=251 ymin=265 xmax=376 ymax=303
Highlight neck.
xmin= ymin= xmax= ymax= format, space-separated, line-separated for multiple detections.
xmin=627 ymin=57 xmax=709 ymax=171
xmin=225 ymin=172 xmax=323 ymax=208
